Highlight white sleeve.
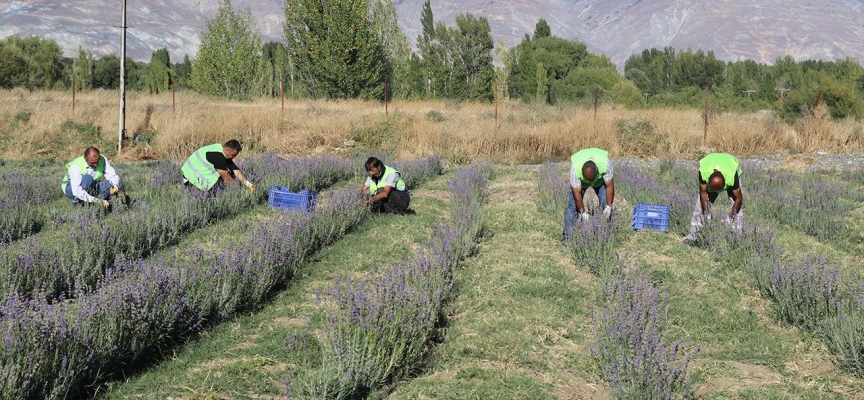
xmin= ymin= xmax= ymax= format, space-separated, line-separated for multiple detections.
xmin=102 ymin=159 xmax=120 ymax=188
xmin=384 ymin=172 xmax=400 ymax=188
xmin=604 ymin=160 xmax=614 ymax=182
xmin=68 ymin=167 xmax=96 ymax=203
xmin=569 ymin=164 xmax=580 ymax=188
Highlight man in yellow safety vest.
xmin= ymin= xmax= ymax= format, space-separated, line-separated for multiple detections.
xmin=359 ymin=157 xmax=410 ymax=214
xmin=563 ymin=148 xmax=615 ymax=239
xmin=61 ymin=147 xmax=120 ymax=207
xmin=684 ymin=152 xmax=745 ymax=244
xmin=181 ymin=139 xmax=253 ymax=194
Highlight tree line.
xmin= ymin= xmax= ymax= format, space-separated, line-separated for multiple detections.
xmin=1 ymin=0 xmax=862 ymax=121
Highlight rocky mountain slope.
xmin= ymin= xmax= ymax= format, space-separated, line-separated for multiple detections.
xmin=1 ymin=0 xmax=862 ymax=68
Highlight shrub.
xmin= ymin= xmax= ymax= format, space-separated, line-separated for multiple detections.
xmin=615 ymin=117 xmax=666 ymax=157
xmin=426 ymin=109 xmax=445 ymax=122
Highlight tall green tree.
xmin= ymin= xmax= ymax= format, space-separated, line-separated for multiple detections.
xmin=93 ymin=54 xmax=121 ymax=89
xmin=0 ymin=40 xmax=29 ymax=89
xmin=73 ymin=46 xmax=94 ymax=90
xmin=191 ymin=0 xmax=266 ymax=99
xmin=416 ymin=0 xmax=445 ymax=97
xmin=370 ymin=0 xmax=413 ymax=99
xmin=174 ymin=55 xmax=193 ymax=89
xmin=263 ymin=41 xmax=291 ymax=96
xmin=284 ymin=0 xmax=386 ymax=99
xmin=534 ymin=19 xmax=551 ymax=39
xmin=455 ymin=13 xmax=494 ymax=101
xmin=146 ymin=48 xmax=172 ymax=94
xmin=508 ymin=31 xmax=588 ymax=103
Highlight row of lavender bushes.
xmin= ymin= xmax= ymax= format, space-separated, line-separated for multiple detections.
xmin=563 ymin=216 xmax=698 ymax=398
xmin=0 ymin=155 xmax=445 ymax=399
xmin=0 ymin=154 xmax=356 ymax=301
xmin=539 ymin=161 xmax=699 ymax=399
xmin=591 ymin=272 xmax=699 ymax=400
xmin=741 ymin=167 xmax=861 ymax=244
xmin=0 ymin=171 xmax=64 ymax=243
xmin=695 ymin=220 xmax=864 ymax=377
xmin=289 ymin=163 xmax=489 ymax=399
xmin=0 ymin=160 xmax=180 ymax=244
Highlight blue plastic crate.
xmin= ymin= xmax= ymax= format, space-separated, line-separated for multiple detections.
xmin=267 ymin=186 xmax=318 ymax=212
xmin=631 ymin=203 xmax=669 ymax=232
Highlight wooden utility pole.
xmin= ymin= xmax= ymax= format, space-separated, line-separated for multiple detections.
xmin=118 ymin=0 xmax=127 ymax=153
xmin=593 ymin=88 xmax=599 ymax=120
xmin=172 ymin=77 xmax=176 ymax=115
xmin=494 ymin=81 xmax=499 ymax=129
xmin=72 ymin=74 xmax=76 ymax=115
xmin=742 ymin=89 xmax=755 ymax=99
xmin=280 ymin=81 xmax=284 ymax=112
xmin=703 ymin=86 xmax=710 ymax=143
xmin=813 ymin=90 xmax=823 ymax=114
xmin=384 ymin=82 xmax=388 ymax=117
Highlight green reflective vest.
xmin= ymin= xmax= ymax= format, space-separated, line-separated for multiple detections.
xmin=699 ymin=153 xmax=742 ymax=192
xmin=368 ymin=165 xmax=406 ymax=195
xmin=61 ymin=155 xmax=106 ymax=190
xmin=571 ymin=148 xmax=608 ymax=188
xmin=181 ymin=143 xmax=224 ymax=190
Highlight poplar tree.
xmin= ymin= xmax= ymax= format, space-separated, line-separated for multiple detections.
xmin=190 ymin=0 xmax=266 ymax=99
xmin=284 ymin=0 xmax=386 ymax=99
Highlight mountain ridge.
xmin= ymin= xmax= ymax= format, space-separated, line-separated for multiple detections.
xmin=1 ymin=0 xmax=862 ymax=69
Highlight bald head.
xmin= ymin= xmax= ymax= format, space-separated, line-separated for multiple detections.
xmin=708 ymin=171 xmax=725 ymax=192
xmin=582 ymin=161 xmax=598 ymax=182
xmin=84 ymin=147 xmax=101 ymax=168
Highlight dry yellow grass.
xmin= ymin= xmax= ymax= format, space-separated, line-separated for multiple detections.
xmin=1 ymin=89 xmax=861 ymax=163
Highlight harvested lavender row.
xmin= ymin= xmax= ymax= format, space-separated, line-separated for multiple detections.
xmin=293 ymin=164 xmax=488 ymax=398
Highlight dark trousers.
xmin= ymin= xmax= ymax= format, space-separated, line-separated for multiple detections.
xmin=372 ymin=190 xmax=410 ymax=214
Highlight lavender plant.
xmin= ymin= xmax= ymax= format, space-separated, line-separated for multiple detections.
xmin=745 ymin=168 xmax=857 ymax=243
xmin=821 ymin=282 xmax=864 ymax=377
xmin=0 ymin=171 xmax=63 ymax=242
xmin=591 ymin=272 xmax=699 ymax=400
xmin=537 ymin=161 xmax=569 ymax=213
xmin=768 ymin=256 xmax=842 ymax=332
xmin=564 ymin=215 xmax=624 ymax=277
xmin=393 ymin=155 xmax=444 ymax=189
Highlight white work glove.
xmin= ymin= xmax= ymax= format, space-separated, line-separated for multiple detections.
xmin=243 ymin=180 xmax=254 ymax=194
xmin=602 ymin=205 xmax=612 ymax=218
xmin=723 ymin=216 xmax=734 ymax=226
xmin=580 ymin=212 xmax=590 ymax=221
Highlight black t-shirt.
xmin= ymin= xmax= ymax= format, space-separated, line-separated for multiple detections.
xmin=699 ymin=171 xmax=740 ymax=190
xmin=206 ymin=152 xmax=238 ymax=171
